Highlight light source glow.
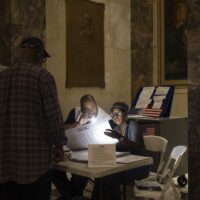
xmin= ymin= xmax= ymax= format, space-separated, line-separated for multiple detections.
xmin=90 ymin=117 xmax=97 ymax=123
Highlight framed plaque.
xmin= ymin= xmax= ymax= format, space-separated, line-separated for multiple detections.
xmin=66 ymin=0 xmax=105 ymax=88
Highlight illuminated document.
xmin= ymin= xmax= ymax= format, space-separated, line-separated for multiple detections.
xmin=65 ymin=120 xmax=118 ymax=150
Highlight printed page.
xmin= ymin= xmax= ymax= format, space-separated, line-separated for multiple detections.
xmin=116 ymin=154 xmax=149 ymax=164
xmin=135 ymin=87 xmax=155 ymax=109
xmin=152 ymin=101 xmax=163 ymax=109
xmin=88 ymin=144 xmax=116 ymax=167
xmin=69 ymin=150 xmax=88 ymax=162
xmin=139 ymin=87 xmax=155 ymax=99
xmin=152 ymin=95 xmax=166 ymax=109
xmin=155 ymin=86 xmax=170 ymax=95
xmin=135 ymin=99 xmax=152 ymax=109
xmin=65 ymin=121 xmax=118 ymax=150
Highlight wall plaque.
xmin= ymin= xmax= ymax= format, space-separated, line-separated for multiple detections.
xmin=66 ymin=0 xmax=105 ymax=88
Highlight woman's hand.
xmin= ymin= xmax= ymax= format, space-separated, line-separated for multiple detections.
xmin=104 ymin=129 xmax=121 ymax=140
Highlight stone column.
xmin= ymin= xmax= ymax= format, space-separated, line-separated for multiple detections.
xmin=131 ymin=0 xmax=153 ymax=96
xmin=187 ymin=0 xmax=200 ymax=199
xmin=0 ymin=0 xmax=45 ymax=70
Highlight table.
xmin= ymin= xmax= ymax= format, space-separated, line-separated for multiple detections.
xmin=53 ymin=155 xmax=153 ymax=200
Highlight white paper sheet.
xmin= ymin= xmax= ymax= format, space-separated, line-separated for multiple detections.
xmin=153 ymin=95 xmax=166 ymax=101
xmin=152 ymin=95 xmax=166 ymax=109
xmin=116 ymin=154 xmax=149 ymax=164
xmin=88 ymin=144 xmax=116 ymax=167
xmin=155 ymin=87 xmax=170 ymax=95
xmin=139 ymin=87 xmax=155 ymax=99
xmin=152 ymin=101 xmax=163 ymax=109
xmin=65 ymin=121 xmax=118 ymax=150
xmin=135 ymin=99 xmax=152 ymax=109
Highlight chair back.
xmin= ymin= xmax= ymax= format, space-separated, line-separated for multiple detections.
xmin=143 ymin=135 xmax=168 ymax=175
xmin=160 ymin=145 xmax=187 ymax=182
xmin=159 ymin=145 xmax=187 ymax=199
xmin=134 ymin=145 xmax=187 ymax=200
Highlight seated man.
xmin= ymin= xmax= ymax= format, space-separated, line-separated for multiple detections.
xmin=52 ymin=94 xmax=110 ymax=200
xmin=64 ymin=94 xmax=110 ymax=129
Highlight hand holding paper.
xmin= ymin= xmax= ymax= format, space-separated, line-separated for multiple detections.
xmin=78 ymin=114 xmax=92 ymax=125
xmin=65 ymin=121 xmax=118 ymax=150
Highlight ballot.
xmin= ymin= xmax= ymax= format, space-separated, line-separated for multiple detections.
xmin=65 ymin=120 xmax=118 ymax=150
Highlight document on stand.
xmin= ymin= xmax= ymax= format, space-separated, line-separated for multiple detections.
xmin=65 ymin=120 xmax=118 ymax=150
xmin=88 ymin=144 xmax=116 ymax=168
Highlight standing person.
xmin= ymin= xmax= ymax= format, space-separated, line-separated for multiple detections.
xmin=0 ymin=37 xmax=66 ymax=200
xmin=91 ymin=101 xmax=150 ymax=200
xmin=52 ymin=94 xmax=111 ymax=200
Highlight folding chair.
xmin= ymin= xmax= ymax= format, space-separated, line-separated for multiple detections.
xmin=143 ymin=135 xmax=168 ymax=180
xmin=133 ymin=145 xmax=187 ymax=200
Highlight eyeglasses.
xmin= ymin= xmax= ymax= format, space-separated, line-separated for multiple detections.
xmin=110 ymin=111 xmax=122 ymax=118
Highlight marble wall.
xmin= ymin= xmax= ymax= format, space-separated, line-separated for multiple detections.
xmin=130 ymin=0 xmax=153 ymax=96
xmin=10 ymin=0 xmax=46 ymax=62
xmin=187 ymin=0 xmax=200 ymax=199
xmin=0 ymin=1 xmax=11 ymax=66
xmin=0 ymin=0 xmax=45 ymax=68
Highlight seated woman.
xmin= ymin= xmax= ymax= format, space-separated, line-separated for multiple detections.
xmin=91 ymin=102 xmax=150 ymax=200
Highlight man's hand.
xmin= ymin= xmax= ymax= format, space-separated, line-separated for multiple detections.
xmin=104 ymin=129 xmax=121 ymax=140
xmin=78 ymin=114 xmax=91 ymax=125
xmin=52 ymin=145 xmax=66 ymax=163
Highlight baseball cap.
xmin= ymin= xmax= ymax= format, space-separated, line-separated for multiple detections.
xmin=20 ymin=37 xmax=50 ymax=58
